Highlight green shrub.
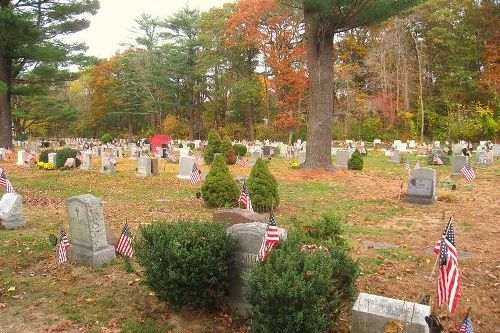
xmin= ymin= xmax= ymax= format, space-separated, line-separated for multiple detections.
xmin=426 ymin=150 xmax=450 ymax=165
xmin=273 ymin=146 xmax=280 ymax=156
xmin=188 ymin=143 xmax=195 ymax=150
xmin=179 ymin=143 xmax=183 ymax=148
xmin=203 ymin=129 xmax=222 ymax=164
xmin=134 ymin=220 xmax=237 ymax=310
xmin=201 ymin=154 xmax=239 ymax=207
xmin=55 ymin=148 xmax=81 ymax=168
xmin=348 ymin=149 xmax=364 ymax=170
xmin=101 ymin=133 xmax=113 ymax=144
xmin=247 ymin=158 xmax=279 ymax=212
xmin=39 ymin=149 xmax=56 ymax=163
xmin=14 ymin=133 xmax=28 ymax=141
xmin=233 ymin=144 xmax=247 ymax=157
xmin=243 ymin=226 xmax=358 ymax=333
xmin=221 ymin=136 xmax=235 ymax=164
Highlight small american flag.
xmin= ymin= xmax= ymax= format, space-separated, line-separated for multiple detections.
xmin=258 ymin=210 xmax=280 ymax=261
xmin=236 ymin=155 xmax=248 ymax=167
xmin=461 ymin=163 xmax=475 ymax=182
xmin=167 ymin=153 xmax=177 ymax=163
xmin=238 ymin=181 xmax=253 ymax=211
xmin=433 ymin=154 xmax=444 ymax=165
xmin=459 ymin=312 xmax=474 ymax=333
xmin=415 ymin=160 xmax=421 ymax=169
xmin=0 ymin=168 xmax=15 ymax=193
xmin=190 ymin=164 xmax=202 ymax=185
xmin=116 ymin=223 xmax=134 ymax=257
xmin=404 ymin=159 xmax=411 ymax=174
xmin=58 ymin=228 xmax=71 ymax=264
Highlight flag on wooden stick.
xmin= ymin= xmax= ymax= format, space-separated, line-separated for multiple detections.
xmin=58 ymin=228 xmax=71 ymax=264
xmin=116 ymin=223 xmax=134 ymax=257
xmin=461 ymin=163 xmax=475 ymax=182
xmin=405 ymin=159 xmax=411 ymax=175
xmin=433 ymin=154 xmax=444 ymax=165
xmin=258 ymin=209 xmax=280 ymax=261
xmin=238 ymin=181 xmax=253 ymax=212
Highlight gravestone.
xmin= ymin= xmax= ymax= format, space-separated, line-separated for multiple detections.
xmin=213 ymin=208 xmax=267 ymax=225
xmin=451 ymin=156 xmax=468 ymax=175
xmin=179 ymin=148 xmax=190 ymax=158
xmin=352 ymin=293 xmax=430 ymax=333
xmin=409 ymin=140 xmax=417 ymax=149
xmin=297 ymin=150 xmax=306 ymax=165
xmin=493 ymin=144 xmax=500 ymax=158
xmin=451 ymin=143 xmax=465 ymax=155
xmin=407 ymin=168 xmax=436 ymax=205
xmin=177 ymin=156 xmax=195 ymax=179
xmin=0 ymin=193 xmax=26 ymax=229
xmin=136 ymin=156 xmax=152 ymax=177
xmin=226 ymin=222 xmax=287 ymax=314
xmin=476 ymin=150 xmax=493 ymax=164
xmin=81 ymin=152 xmax=92 ymax=171
xmin=101 ymin=153 xmax=115 ymax=174
xmin=336 ymin=150 xmax=349 ymax=169
xmin=64 ymin=158 xmax=76 ymax=168
xmin=249 ymin=151 xmax=262 ymax=166
xmin=374 ymin=139 xmax=382 ymax=145
xmin=48 ymin=152 xmax=57 ymax=165
xmin=263 ymin=145 xmax=271 ymax=157
xmin=16 ymin=150 xmax=26 ymax=166
xmin=66 ymin=194 xmax=116 ymax=267
xmin=390 ymin=150 xmax=401 ymax=163
xmin=151 ymin=158 xmax=159 ymax=176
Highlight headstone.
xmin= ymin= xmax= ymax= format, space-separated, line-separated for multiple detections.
xmin=0 ymin=193 xmax=26 ymax=229
xmin=136 ymin=156 xmax=152 ymax=177
xmin=476 ymin=150 xmax=493 ymax=164
xmin=451 ymin=143 xmax=465 ymax=155
xmin=64 ymin=158 xmax=76 ymax=168
xmin=336 ymin=150 xmax=349 ymax=169
xmin=101 ymin=153 xmax=115 ymax=174
xmin=177 ymin=156 xmax=195 ymax=179
xmin=16 ymin=150 xmax=26 ymax=166
xmin=179 ymin=148 xmax=190 ymax=158
xmin=226 ymin=222 xmax=287 ymax=314
xmin=407 ymin=168 xmax=436 ymax=205
xmin=48 ymin=152 xmax=57 ymax=165
xmin=433 ymin=141 xmax=440 ymax=148
xmin=81 ymin=152 xmax=92 ymax=171
xmin=492 ymin=144 xmax=500 ymax=158
xmin=297 ymin=150 xmax=306 ymax=165
xmin=66 ymin=195 xmax=115 ymax=267
xmin=374 ymin=139 xmax=382 ymax=145
xmin=390 ymin=150 xmax=401 ymax=163
xmin=213 ymin=208 xmax=267 ymax=225
xmin=451 ymin=156 xmax=468 ymax=175
xmin=352 ymin=293 xmax=430 ymax=333
xmin=249 ymin=151 xmax=262 ymax=166
xmin=262 ymin=146 xmax=271 ymax=157
xmin=409 ymin=140 xmax=417 ymax=149
xmin=151 ymin=158 xmax=159 ymax=176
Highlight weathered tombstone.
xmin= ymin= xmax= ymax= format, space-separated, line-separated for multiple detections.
xmin=373 ymin=139 xmax=382 ymax=145
xmin=262 ymin=146 xmax=271 ymax=157
xmin=48 ymin=152 xmax=57 ymax=165
xmin=66 ymin=195 xmax=116 ymax=267
xmin=151 ymin=158 xmax=159 ymax=176
xmin=390 ymin=150 xmax=401 ymax=163
xmin=101 ymin=153 xmax=115 ymax=174
xmin=249 ymin=151 xmax=262 ymax=166
xmin=16 ymin=150 xmax=26 ymax=166
xmin=352 ymin=293 xmax=430 ymax=333
xmin=409 ymin=140 xmax=417 ymax=149
xmin=407 ymin=168 xmax=436 ymax=205
xmin=0 ymin=193 xmax=26 ymax=229
xmin=81 ymin=152 xmax=92 ymax=171
xmin=177 ymin=156 xmax=195 ymax=179
xmin=226 ymin=222 xmax=287 ymax=314
xmin=297 ymin=150 xmax=306 ymax=165
xmin=64 ymin=158 xmax=76 ymax=169
xmin=476 ymin=150 xmax=493 ymax=164
xmin=213 ymin=208 xmax=267 ymax=225
xmin=451 ymin=156 xmax=468 ymax=175
xmin=492 ymin=144 xmax=500 ymax=158
xmin=136 ymin=156 xmax=152 ymax=177
xmin=336 ymin=150 xmax=349 ymax=169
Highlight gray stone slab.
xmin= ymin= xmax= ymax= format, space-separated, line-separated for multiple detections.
xmin=336 ymin=150 xmax=349 ymax=169
xmin=407 ymin=168 xmax=436 ymax=205
xmin=262 ymin=145 xmax=271 ymax=157
xmin=66 ymin=194 xmax=115 ymax=267
xmin=451 ymin=156 xmax=468 ymax=175
xmin=390 ymin=150 xmax=401 ymax=163
xmin=297 ymin=150 xmax=306 ymax=165
xmin=137 ymin=156 xmax=152 ymax=177
xmin=151 ymin=158 xmax=159 ymax=176
xmin=249 ymin=151 xmax=262 ymax=166
xmin=177 ymin=156 xmax=195 ymax=179
xmin=80 ymin=152 xmax=92 ymax=171
xmin=0 ymin=193 xmax=26 ymax=229
xmin=352 ymin=292 xmax=430 ymax=333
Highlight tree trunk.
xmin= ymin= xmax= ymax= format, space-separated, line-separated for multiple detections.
xmin=0 ymin=53 xmax=12 ymax=148
xmin=302 ymin=11 xmax=334 ymax=169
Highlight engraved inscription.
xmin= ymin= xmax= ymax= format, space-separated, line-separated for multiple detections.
xmin=68 ymin=202 xmax=91 ymax=247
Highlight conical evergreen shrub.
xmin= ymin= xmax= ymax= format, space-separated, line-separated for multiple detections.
xmin=201 ymin=154 xmax=239 ymax=207
xmin=348 ymin=149 xmax=364 ymax=170
xmin=203 ymin=129 xmax=222 ymax=164
xmin=247 ymin=158 xmax=279 ymax=212
xmin=221 ymin=136 xmax=236 ymax=165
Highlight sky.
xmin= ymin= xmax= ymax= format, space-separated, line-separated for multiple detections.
xmin=67 ymin=0 xmax=234 ymax=59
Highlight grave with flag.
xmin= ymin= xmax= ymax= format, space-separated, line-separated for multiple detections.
xmin=190 ymin=164 xmax=202 ymax=185
xmin=236 ymin=155 xmax=248 ymax=167
xmin=405 ymin=159 xmax=411 ymax=174
xmin=461 ymin=163 xmax=475 ymax=182
xmin=238 ymin=181 xmax=253 ymax=211
xmin=433 ymin=154 xmax=444 ymax=165
xmin=0 ymin=168 xmax=15 ymax=193
xmin=459 ymin=311 xmax=473 ymax=333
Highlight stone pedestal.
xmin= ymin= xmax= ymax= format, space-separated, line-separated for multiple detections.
xmin=0 ymin=193 xmax=26 ymax=229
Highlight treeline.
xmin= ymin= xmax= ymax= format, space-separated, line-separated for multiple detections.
xmin=14 ymin=0 xmax=499 ymax=142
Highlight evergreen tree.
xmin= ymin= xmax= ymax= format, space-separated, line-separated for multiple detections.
xmin=248 ymin=158 xmax=279 ymax=212
xmin=201 ymin=154 xmax=239 ymax=207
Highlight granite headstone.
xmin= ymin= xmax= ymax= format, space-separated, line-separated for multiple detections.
xmin=0 ymin=193 xmax=26 ymax=229
xmin=407 ymin=168 xmax=436 ymax=204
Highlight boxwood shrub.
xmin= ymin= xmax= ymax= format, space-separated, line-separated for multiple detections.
xmin=39 ymin=149 xmax=56 ymax=163
xmin=201 ymin=154 xmax=239 ymax=207
xmin=348 ymin=149 xmax=364 ymax=170
xmin=233 ymin=144 xmax=247 ymax=157
xmin=134 ymin=220 xmax=238 ymax=310
xmin=55 ymin=148 xmax=81 ymax=168
xmin=247 ymin=158 xmax=279 ymax=212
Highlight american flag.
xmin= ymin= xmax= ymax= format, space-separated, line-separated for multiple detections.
xmin=58 ymin=228 xmax=71 ymax=264
xmin=433 ymin=154 xmax=444 ymax=165
xmin=258 ymin=210 xmax=280 ymax=261
xmin=236 ymin=155 xmax=248 ymax=167
xmin=238 ymin=181 xmax=253 ymax=211
xmin=461 ymin=163 xmax=475 ymax=182
xmin=195 ymin=156 xmax=204 ymax=167
xmin=435 ymin=220 xmax=460 ymax=313
xmin=459 ymin=312 xmax=474 ymax=333
xmin=190 ymin=164 xmax=202 ymax=185
xmin=167 ymin=152 xmax=177 ymax=163
xmin=404 ymin=159 xmax=411 ymax=174
xmin=116 ymin=223 xmax=134 ymax=257
xmin=482 ymin=150 xmax=493 ymax=162
xmin=415 ymin=160 xmax=421 ymax=169
xmin=0 ymin=168 xmax=15 ymax=193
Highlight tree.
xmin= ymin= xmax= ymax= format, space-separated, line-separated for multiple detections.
xmin=0 ymin=0 xmax=99 ymax=147
xmin=284 ymin=0 xmax=422 ymax=169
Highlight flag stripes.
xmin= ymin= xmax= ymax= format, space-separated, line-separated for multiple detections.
xmin=58 ymin=228 xmax=71 ymax=264
xmin=116 ymin=223 xmax=134 ymax=257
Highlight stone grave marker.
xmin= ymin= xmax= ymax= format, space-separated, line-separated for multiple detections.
xmin=451 ymin=156 xmax=468 ymax=175
xmin=179 ymin=148 xmax=190 ymax=158
xmin=0 ymin=193 xmax=26 ymax=229
xmin=249 ymin=151 xmax=262 ymax=166
xmin=262 ymin=145 xmax=271 ymax=157
xmin=66 ymin=194 xmax=116 ymax=267
xmin=81 ymin=152 xmax=92 ymax=171
xmin=213 ymin=208 xmax=267 ymax=225
xmin=297 ymin=150 xmax=306 ymax=165
xmin=16 ymin=150 xmax=26 ymax=166
xmin=177 ymin=156 xmax=195 ymax=179
xmin=336 ymin=150 xmax=349 ymax=169
xmin=101 ymin=153 xmax=115 ymax=174
xmin=64 ymin=158 xmax=76 ymax=169
xmin=137 ymin=156 xmax=152 ymax=177
xmin=493 ymin=144 xmax=500 ymax=158
xmin=151 ymin=158 xmax=159 ymax=176
xmin=407 ymin=168 xmax=436 ymax=205
xmin=48 ymin=152 xmax=57 ymax=165
xmin=226 ymin=222 xmax=287 ymax=314
xmin=352 ymin=292 xmax=430 ymax=333
xmin=476 ymin=150 xmax=493 ymax=164
xmin=390 ymin=150 xmax=401 ymax=163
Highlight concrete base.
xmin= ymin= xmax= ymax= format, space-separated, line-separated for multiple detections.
xmin=68 ymin=244 xmax=116 ymax=267
xmin=406 ymin=195 xmax=436 ymax=205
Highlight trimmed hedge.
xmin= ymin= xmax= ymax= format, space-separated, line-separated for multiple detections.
xmin=201 ymin=154 xmax=239 ymax=207
xmin=233 ymin=144 xmax=247 ymax=157
xmin=134 ymin=220 xmax=237 ymax=310
xmin=39 ymin=149 xmax=56 ymax=163
xmin=348 ymin=149 xmax=364 ymax=170
xmin=247 ymin=158 xmax=279 ymax=212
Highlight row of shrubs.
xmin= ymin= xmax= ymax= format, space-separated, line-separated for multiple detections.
xmin=134 ymin=215 xmax=358 ymax=333
xmin=39 ymin=148 xmax=81 ymax=169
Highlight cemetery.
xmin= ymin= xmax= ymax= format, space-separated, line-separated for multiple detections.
xmin=0 ymin=1 xmax=498 ymax=333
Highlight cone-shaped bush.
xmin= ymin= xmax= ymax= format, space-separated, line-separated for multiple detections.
xmin=203 ymin=129 xmax=222 ymax=164
xmin=247 ymin=158 xmax=279 ymax=212
xmin=201 ymin=154 xmax=239 ymax=207
xmin=348 ymin=149 xmax=363 ymax=170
